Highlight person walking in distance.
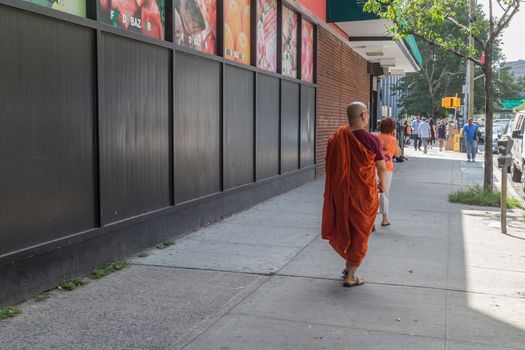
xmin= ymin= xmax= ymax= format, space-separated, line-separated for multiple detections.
xmin=322 ymin=102 xmax=387 ymax=288
xmin=429 ymin=118 xmax=437 ymax=150
xmin=462 ymin=118 xmax=479 ymax=162
xmin=377 ymin=118 xmax=402 ymax=227
xmin=411 ymin=115 xmax=422 ymax=150
xmin=419 ymin=117 xmax=431 ymax=154
xmin=437 ymin=120 xmax=447 ymax=151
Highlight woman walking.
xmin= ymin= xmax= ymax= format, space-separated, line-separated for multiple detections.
xmin=429 ymin=118 xmax=437 ymax=150
xmin=438 ymin=120 xmax=447 ymax=151
xmin=378 ymin=117 xmax=401 ymax=227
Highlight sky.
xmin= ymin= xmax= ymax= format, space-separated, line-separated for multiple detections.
xmin=478 ymin=0 xmax=525 ymax=62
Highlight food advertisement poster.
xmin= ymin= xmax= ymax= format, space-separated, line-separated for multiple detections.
xmin=281 ymin=6 xmax=297 ymax=78
xmin=98 ymin=0 xmax=165 ymax=40
xmin=301 ymin=19 xmax=314 ymax=82
xmin=26 ymin=0 xmax=86 ymax=17
xmin=174 ymin=0 xmax=217 ymax=54
xmin=256 ymin=0 xmax=277 ymax=72
xmin=224 ymin=0 xmax=250 ymax=65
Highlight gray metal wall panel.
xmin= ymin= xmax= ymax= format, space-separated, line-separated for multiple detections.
xmin=224 ymin=65 xmax=254 ymax=189
xmin=256 ymin=74 xmax=280 ymax=180
xmin=0 ymin=6 xmax=96 ymax=255
xmin=174 ymin=53 xmax=221 ymax=203
xmin=281 ymin=81 xmax=300 ymax=173
xmin=300 ymin=86 xmax=315 ymax=167
xmin=100 ymin=34 xmax=171 ymax=224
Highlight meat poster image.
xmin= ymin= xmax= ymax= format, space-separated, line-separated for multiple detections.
xmin=301 ymin=20 xmax=313 ymax=82
xmin=174 ymin=0 xmax=217 ymax=54
xmin=98 ymin=0 xmax=165 ymax=40
xmin=281 ymin=6 xmax=297 ymax=78
xmin=256 ymin=0 xmax=277 ymax=72
xmin=224 ymin=0 xmax=250 ymax=65
xmin=26 ymin=0 xmax=86 ymax=17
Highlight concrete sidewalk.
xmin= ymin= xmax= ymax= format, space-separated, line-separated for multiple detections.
xmin=2 ymin=148 xmax=525 ymax=349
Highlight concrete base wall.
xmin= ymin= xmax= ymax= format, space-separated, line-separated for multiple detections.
xmin=0 ymin=168 xmax=315 ymax=306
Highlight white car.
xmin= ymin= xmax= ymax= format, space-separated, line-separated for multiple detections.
xmin=509 ymin=112 xmax=525 ymax=190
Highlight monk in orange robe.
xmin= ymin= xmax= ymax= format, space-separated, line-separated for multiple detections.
xmin=322 ymin=102 xmax=387 ymax=287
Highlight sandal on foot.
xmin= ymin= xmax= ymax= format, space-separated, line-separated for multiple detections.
xmin=343 ymin=276 xmax=365 ymax=288
xmin=342 ymin=269 xmax=349 ymax=278
xmin=381 ymin=222 xmax=391 ymax=227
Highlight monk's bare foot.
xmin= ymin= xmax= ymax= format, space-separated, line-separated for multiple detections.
xmin=343 ymin=275 xmax=365 ymax=287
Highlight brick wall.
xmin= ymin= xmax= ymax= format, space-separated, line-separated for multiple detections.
xmin=316 ymin=27 xmax=371 ymax=176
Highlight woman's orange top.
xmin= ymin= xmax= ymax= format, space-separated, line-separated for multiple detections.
xmin=378 ymin=134 xmax=397 ymax=172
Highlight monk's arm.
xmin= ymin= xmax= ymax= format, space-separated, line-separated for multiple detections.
xmin=376 ymin=160 xmax=387 ymax=193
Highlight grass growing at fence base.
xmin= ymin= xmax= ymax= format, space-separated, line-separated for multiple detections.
xmin=449 ymin=185 xmax=524 ymax=209
xmin=59 ymin=277 xmax=87 ymax=291
xmin=90 ymin=260 xmax=127 ymax=280
xmin=156 ymin=241 xmax=174 ymax=249
xmin=34 ymin=292 xmax=50 ymax=302
xmin=0 ymin=306 xmax=21 ymax=320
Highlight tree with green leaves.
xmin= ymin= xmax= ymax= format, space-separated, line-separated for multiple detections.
xmin=394 ymin=40 xmax=465 ymax=119
xmin=364 ymin=0 xmax=521 ymax=190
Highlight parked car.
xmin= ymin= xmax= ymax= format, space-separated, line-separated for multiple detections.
xmin=492 ymin=122 xmax=510 ymax=153
xmin=509 ymin=112 xmax=525 ymax=189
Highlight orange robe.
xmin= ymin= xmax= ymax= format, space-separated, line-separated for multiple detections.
xmin=321 ymin=126 xmax=379 ymax=267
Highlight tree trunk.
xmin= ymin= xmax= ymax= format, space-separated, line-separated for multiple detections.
xmin=483 ymin=52 xmax=494 ymax=190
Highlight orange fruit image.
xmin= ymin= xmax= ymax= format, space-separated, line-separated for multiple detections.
xmin=242 ymin=5 xmax=251 ymax=39
xmin=225 ymin=0 xmax=242 ymax=45
xmin=236 ymin=32 xmax=250 ymax=64
xmin=224 ymin=24 xmax=235 ymax=60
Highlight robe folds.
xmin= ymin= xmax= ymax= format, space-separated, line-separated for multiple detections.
xmin=321 ymin=125 xmax=379 ymax=267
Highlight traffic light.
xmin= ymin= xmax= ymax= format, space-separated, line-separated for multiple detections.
xmin=441 ymin=97 xmax=461 ymax=108
xmin=497 ymin=136 xmax=513 ymax=168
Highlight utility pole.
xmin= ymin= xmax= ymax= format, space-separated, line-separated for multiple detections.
xmin=467 ymin=0 xmax=476 ymax=123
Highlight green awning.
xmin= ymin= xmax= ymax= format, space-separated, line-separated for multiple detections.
xmin=327 ymin=0 xmax=379 ymax=22
xmin=403 ymin=35 xmax=423 ymax=69
xmin=327 ymin=0 xmax=422 ymax=70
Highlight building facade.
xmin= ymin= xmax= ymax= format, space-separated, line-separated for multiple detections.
xmin=0 ymin=0 xmax=420 ymax=305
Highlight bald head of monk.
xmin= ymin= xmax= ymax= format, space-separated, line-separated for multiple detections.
xmin=346 ymin=102 xmax=369 ymax=129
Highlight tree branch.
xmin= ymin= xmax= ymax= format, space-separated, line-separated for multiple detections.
xmin=492 ymin=1 xmax=520 ymax=40
xmin=444 ymin=15 xmax=485 ymax=49
xmin=411 ymin=33 xmax=483 ymax=67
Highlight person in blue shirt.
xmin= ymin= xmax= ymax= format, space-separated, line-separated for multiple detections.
xmin=462 ymin=118 xmax=479 ymax=162
xmin=411 ymin=115 xmax=422 ymax=151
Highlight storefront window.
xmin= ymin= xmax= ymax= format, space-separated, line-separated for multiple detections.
xmin=98 ymin=0 xmax=165 ymax=40
xmin=26 ymin=0 xmax=86 ymax=17
xmin=281 ymin=6 xmax=297 ymax=78
xmin=301 ymin=19 xmax=314 ymax=83
xmin=256 ymin=0 xmax=277 ymax=72
xmin=174 ymin=0 xmax=217 ymax=54
xmin=224 ymin=0 xmax=251 ymax=65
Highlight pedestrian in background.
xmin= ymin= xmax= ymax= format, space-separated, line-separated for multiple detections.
xmin=462 ymin=118 xmax=478 ymax=162
xmin=419 ymin=117 xmax=431 ymax=154
xmin=411 ymin=115 xmax=422 ymax=151
xmin=322 ymin=102 xmax=387 ymax=288
xmin=378 ymin=118 xmax=402 ymax=227
xmin=403 ymin=119 xmax=412 ymax=145
xmin=429 ymin=118 xmax=437 ymax=150
xmin=438 ymin=120 xmax=447 ymax=151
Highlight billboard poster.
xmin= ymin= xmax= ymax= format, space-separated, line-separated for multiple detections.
xmin=301 ymin=19 xmax=314 ymax=82
xmin=174 ymin=0 xmax=217 ymax=54
xmin=224 ymin=0 xmax=250 ymax=65
xmin=281 ymin=6 xmax=297 ymax=78
xmin=256 ymin=0 xmax=277 ymax=72
xmin=26 ymin=0 xmax=86 ymax=17
xmin=98 ymin=0 xmax=165 ymax=40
